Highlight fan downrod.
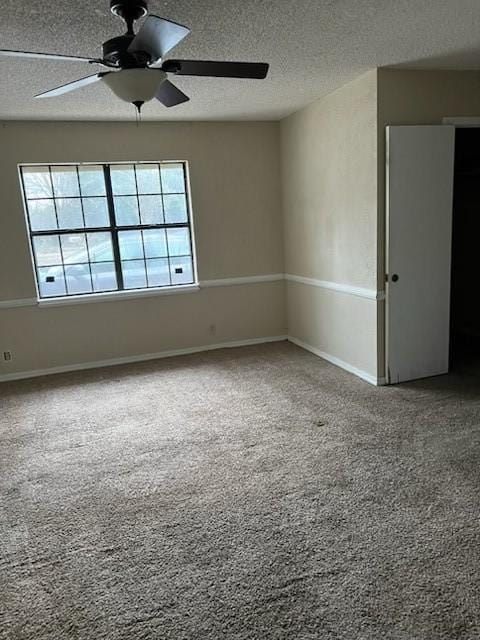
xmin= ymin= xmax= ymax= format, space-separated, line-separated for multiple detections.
xmin=110 ymin=0 xmax=148 ymax=34
xmin=103 ymin=0 xmax=149 ymax=67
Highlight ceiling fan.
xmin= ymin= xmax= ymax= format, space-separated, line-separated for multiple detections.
xmin=0 ymin=0 xmax=269 ymax=112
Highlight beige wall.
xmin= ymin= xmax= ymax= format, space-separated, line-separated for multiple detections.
xmin=0 ymin=121 xmax=286 ymax=377
xmin=281 ymin=71 xmax=380 ymax=381
xmin=286 ymin=283 xmax=378 ymax=381
xmin=2 ymin=282 xmax=285 ymax=375
xmin=281 ymin=68 xmax=480 ymax=384
xmin=377 ymin=69 xmax=480 ymax=128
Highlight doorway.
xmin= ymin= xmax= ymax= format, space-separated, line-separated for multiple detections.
xmin=450 ymin=127 xmax=480 ymax=370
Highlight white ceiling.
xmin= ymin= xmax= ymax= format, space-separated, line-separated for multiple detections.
xmin=1 ymin=0 xmax=480 ymax=121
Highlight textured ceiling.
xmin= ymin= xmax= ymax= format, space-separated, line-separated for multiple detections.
xmin=1 ymin=0 xmax=480 ymax=121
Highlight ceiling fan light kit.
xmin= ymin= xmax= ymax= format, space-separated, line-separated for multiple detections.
xmin=0 ymin=0 xmax=269 ymax=113
xmin=102 ymin=68 xmax=166 ymax=104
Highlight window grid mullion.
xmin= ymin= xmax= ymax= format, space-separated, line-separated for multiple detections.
xmin=76 ymin=167 xmax=94 ymax=293
xmin=75 ymin=166 xmax=87 ymax=229
xmin=103 ymin=164 xmax=125 ymax=291
xmin=22 ymin=191 xmax=186 ymax=201
xmin=84 ymin=233 xmax=95 ymax=293
xmin=30 ymin=222 xmax=189 ymax=236
xmin=133 ymin=164 xmax=142 ymax=225
xmin=47 ymin=166 xmax=60 ymax=231
xmin=142 ymin=229 xmax=152 ymax=287
xmin=158 ymin=164 xmax=173 ymax=285
xmin=48 ymin=166 xmax=68 ymax=293
xmin=133 ymin=166 xmax=148 ymax=286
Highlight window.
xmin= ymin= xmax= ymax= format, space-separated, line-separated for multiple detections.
xmin=20 ymin=162 xmax=196 ymax=299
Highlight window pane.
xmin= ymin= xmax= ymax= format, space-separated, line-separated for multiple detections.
xmin=166 ymin=227 xmax=191 ymax=256
xmin=37 ymin=266 xmax=66 ymax=297
xmin=161 ymin=164 xmax=185 ymax=193
xmin=28 ymin=200 xmax=57 ymax=231
xmin=91 ymin=262 xmax=117 ymax=292
xmin=51 ymin=167 xmax=80 ymax=197
xmin=143 ymin=229 xmax=167 ymax=258
xmin=111 ymin=165 xmax=136 ymax=195
xmin=136 ymin=165 xmax=161 ymax=193
xmin=60 ymin=234 xmax=88 ymax=264
xmin=56 ymin=198 xmax=83 ymax=229
xmin=79 ymin=166 xmax=106 ymax=196
xmin=169 ymin=257 xmax=193 ymax=285
xmin=33 ymin=235 xmax=62 ymax=266
xmin=65 ymin=264 xmax=92 ymax=295
xmin=83 ymin=197 xmax=109 ymax=227
xmin=87 ymin=232 xmax=114 ymax=262
xmin=139 ymin=195 xmax=164 ymax=224
xmin=119 ymin=230 xmax=144 ymax=260
xmin=122 ymin=260 xmax=146 ymax=289
xmin=146 ymin=258 xmax=170 ymax=287
xmin=114 ymin=196 xmax=139 ymax=225
xmin=163 ymin=194 xmax=188 ymax=223
xmin=22 ymin=167 xmax=53 ymax=199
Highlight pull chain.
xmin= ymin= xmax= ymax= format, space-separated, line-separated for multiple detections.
xmin=133 ymin=100 xmax=144 ymax=127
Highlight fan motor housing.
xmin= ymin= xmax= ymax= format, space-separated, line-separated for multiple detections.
xmin=102 ymin=34 xmax=150 ymax=67
xmin=103 ymin=35 xmax=133 ymax=66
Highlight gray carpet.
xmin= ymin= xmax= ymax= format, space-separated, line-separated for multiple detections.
xmin=1 ymin=342 xmax=480 ymax=640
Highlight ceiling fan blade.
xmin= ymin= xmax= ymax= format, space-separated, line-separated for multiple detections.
xmin=34 ymin=73 xmax=109 ymax=99
xmin=156 ymin=79 xmax=189 ymax=107
xmin=128 ymin=15 xmax=190 ymax=63
xmin=161 ymin=60 xmax=269 ymax=79
xmin=0 ymin=49 xmax=100 ymax=63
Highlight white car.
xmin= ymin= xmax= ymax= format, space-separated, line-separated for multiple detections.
xmin=38 ymin=230 xmax=192 ymax=297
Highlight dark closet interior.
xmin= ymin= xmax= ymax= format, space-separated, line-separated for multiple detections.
xmin=450 ymin=127 xmax=480 ymax=367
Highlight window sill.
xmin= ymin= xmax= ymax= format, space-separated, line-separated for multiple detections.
xmin=37 ymin=284 xmax=200 ymax=307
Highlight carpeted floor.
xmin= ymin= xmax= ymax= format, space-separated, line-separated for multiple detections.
xmin=1 ymin=342 xmax=480 ymax=640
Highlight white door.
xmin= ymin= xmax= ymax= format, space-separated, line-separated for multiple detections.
xmin=386 ymin=125 xmax=455 ymax=383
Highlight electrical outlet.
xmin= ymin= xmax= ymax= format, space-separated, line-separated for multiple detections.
xmin=208 ymin=324 xmax=216 ymax=335
xmin=3 ymin=350 xmax=12 ymax=363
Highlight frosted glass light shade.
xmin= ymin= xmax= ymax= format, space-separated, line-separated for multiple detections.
xmin=102 ymin=69 xmax=167 ymax=104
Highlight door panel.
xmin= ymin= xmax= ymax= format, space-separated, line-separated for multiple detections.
xmin=386 ymin=125 xmax=455 ymax=383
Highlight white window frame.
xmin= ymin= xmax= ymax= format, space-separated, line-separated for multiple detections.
xmin=18 ymin=160 xmax=199 ymax=304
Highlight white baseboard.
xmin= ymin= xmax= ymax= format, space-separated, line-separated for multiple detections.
xmin=0 ymin=334 xmax=388 ymax=387
xmin=0 ymin=335 xmax=288 ymax=383
xmin=287 ymin=336 xmax=386 ymax=386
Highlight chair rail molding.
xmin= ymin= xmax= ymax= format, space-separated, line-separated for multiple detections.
xmin=285 ymin=273 xmax=384 ymax=301
xmin=0 ymin=273 xmax=385 ymax=308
